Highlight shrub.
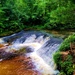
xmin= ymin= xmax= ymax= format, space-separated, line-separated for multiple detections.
xmin=59 ymin=34 xmax=75 ymax=51
xmin=53 ymin=52 xmax=62 ymax=65
xmin=54 ymin=52 xmax=74 ymax=75
xmin=60 ymin=55 xmax=73 ymax=75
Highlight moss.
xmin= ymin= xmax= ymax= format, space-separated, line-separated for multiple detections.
xmin=59 ymin=34 xmax=75 ymax=51
xmin=54 ymin=34 xmax=75 ymax=75
xmin=15 ymin=48 xmax=26 ymax=54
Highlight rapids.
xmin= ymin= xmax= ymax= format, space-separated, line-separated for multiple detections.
xmin=0 ymin=31 xmax=62 ymax=75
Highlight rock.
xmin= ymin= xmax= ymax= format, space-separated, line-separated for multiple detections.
xmin=0 ymin=44 xmax=8 ymax=51
xmin=0 ymin=52 xmax=17 ymax=60
xmin=0 ymin=44 xmax=5 ymax=48
xmin=26 ymin=47 xmax=34 ymax=53
xmin=0 ymin=44 xmax=17 ymax=60
xmin=0 ymin=55 xmax=42 ymax=75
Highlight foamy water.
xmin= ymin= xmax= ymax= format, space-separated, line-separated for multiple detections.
xmin=13 ymin=43 xmax=42 ymax=50
xmin=29 ymin=52 xmax=55 ymax=75
xmin=10 ymin=42 xmax=58 ymax=75
xmin=0 ymin=38 xmax=4 ymax=43
xmin=13 ymin=42 xmax=55 ymax=75
xmin=0 ymin=31 xmax=62 ymax=75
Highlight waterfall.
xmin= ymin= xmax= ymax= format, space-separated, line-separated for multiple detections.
xmin=0 ymin=31 xmax=63 ymax=75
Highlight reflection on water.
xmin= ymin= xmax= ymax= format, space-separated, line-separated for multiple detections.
xmin=0 ymin=55 xmax=41 ymax=75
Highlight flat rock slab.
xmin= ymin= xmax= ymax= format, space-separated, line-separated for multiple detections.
xmin=0 ymin=55 xmax=42 ymax=75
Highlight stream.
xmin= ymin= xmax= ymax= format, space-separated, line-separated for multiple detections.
xmin=0 ymin=30 xmax=63 ymax=75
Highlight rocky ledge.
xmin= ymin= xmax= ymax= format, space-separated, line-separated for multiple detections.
xmin=0 ymin=44 xmax=42 ymax=75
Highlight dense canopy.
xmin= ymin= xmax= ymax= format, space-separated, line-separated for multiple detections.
xmin=0 ymin=0 xmax=75 ymax=33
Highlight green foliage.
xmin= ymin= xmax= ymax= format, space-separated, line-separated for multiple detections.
xmin=59 ymin=71 xmax=66 ymax=75
xmin=60 ymin=55 xmax=73 ymax=75
xmin=50 ymin=1 xmax=75 ymax=30
xmin=54 ymin=52 xmax=74 ymax=75
xmin=59 ymin=34 xmax=75 ymax=51
xmin=53 ymin=52 xmax=62 ymax=64
xmin=0 ymin=0 xmax=75 ymax=33
xmin=54 ymin=34 xmax=75 ymax=74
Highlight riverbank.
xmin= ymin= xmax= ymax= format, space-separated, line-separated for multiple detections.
xmin=53 ymin=34 xmax=75 ymax=75
xmin=0 ymin=29 xmax=75 ymax=38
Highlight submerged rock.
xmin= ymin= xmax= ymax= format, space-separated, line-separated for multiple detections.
xmin=0 ymin=44 xmax=18 ymax=60
xmin=0 ymin=51 xmax=17 ymax=60
xmin=26 ymin=47 xmax=34 ymax=53
xmin=0 ymin=44 xmax=8 ymax=51
xmin=0 ymin=55 xmax=42 ymax=75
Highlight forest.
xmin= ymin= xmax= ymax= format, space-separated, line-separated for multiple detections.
xmin=0 ymin=0 xmax=75 ymax=34
xmin=0 ymin=0 xmax=75 ymax=75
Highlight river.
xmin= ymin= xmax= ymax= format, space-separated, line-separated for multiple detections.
xmin=0 ymin=30 xmax=63 ymax=75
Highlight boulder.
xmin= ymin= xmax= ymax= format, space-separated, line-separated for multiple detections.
xmin=26 ymin=47 xmax=34 ymax=53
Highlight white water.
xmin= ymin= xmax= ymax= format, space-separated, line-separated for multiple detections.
xmin=29 ymin=52 xmax=57 ymax=75
xmin=0 ymin=38 xmax=4 ymax=43
xmin=0 ymin=31 xmax=62 ymax=75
